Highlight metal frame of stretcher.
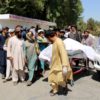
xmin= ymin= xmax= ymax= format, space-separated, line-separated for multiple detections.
xmin=67 ymin=50 xmax=89 ymax=75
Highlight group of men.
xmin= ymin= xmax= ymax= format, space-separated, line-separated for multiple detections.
xmin=0 ymin=25 xmax=49 ymax=86
xmin=64 ymin=25 xmax=95 ymax=47
xmin=0 ymin=24 xmax=95 ymax=96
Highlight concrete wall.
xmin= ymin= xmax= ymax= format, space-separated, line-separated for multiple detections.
xmin=0 ymin=19 xmax=54 ymax=29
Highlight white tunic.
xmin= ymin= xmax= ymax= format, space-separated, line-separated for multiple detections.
xmin=7 ymin=36 xmax=25 ymax=70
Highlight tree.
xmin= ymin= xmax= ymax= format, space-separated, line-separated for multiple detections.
xmin=67 ymin=0 xmax=83 ymax=25
xmin=0 ymin=0 xmax=83 ymax=28
xmin=0 ymin=0 xmax=45 ymax=18
xmin=77 ymin=17 xmax=87 ymax=31
xmin=45 ymin=0 xmax=83 ymax=28
xmin=87 ymin=18 xmax=97 ymax=31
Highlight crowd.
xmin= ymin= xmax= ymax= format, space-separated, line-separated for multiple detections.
xmin=0 ymin=24 xmax=95 ymax=95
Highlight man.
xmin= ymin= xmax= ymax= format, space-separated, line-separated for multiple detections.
xmin=25 ymin=32 xmax=39 ymax=86
xmin=59 ymin=30 xmax=66 ymax=40
xmin=37 ymin=29 xmax=47 ymax=44
xmin=68 ymin=25 xmax=82 ymax=42
xmin=45 ymin=30 xmax=73 ymax=96
xmin=53 ymin=28 xmax=61 ymax=38
xmin=37 ymin=29 xmax=48 ymax=74
xmin=3 ymin=29 xmax=15 ymax=82
xmin=7 ymin=25 xmax=25 ymax=85
xmin=81 ymin=30 xmax=94 ymax=47
xmin=29 ymin=26 xmax=36 ymax=37
xmin=0 ymin=27 xmax=9 ymax=79
xmin=64 ymin=26 xmax=71 ymax=38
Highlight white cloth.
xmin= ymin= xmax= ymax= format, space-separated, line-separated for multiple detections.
xmin=39 ymin=38 xmax=100 ymax=63
xmin=7 ymin=36 xmax=25 ymax=70
xmin=3 ymin=42 xmax=12 ymax=79
xmin=5 ymin=59 xmax=12 ymax=79
xmin=82 ymin=35 xmax=94 ymax=47
xmin=39 ymin=45 xmax=52 ymax=62
xmin=64 ymin=32 xmax=70 ymax=38
xmin=12 ymin=69 xmax=25 ymax=82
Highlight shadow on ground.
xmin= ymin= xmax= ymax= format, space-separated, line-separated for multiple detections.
xmin=73 ymin=69 xmax=94 ymax=82
xmin=92 ymin=71 xmax=100 ymax=82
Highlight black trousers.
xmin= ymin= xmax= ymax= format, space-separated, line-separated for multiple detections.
xmin=0 ymin=65 xmax=6 ymax=75
xmin=0 ymin=49 xmax=6 ymax=75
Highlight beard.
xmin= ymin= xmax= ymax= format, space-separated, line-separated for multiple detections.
xmin=84 ymin=35 xmax=88 ymax=39
xmin=16 ymin=34 xmax=22 ymax=39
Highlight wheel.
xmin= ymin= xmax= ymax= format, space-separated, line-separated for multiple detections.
xmin=97 ymin=70 xmax=100 ymax=77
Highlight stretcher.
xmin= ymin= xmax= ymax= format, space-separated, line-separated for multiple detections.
xmin=67 ymin=50 xmax=89 ymax=75
xmin=39 ymin=38 xmax=100 ymax=75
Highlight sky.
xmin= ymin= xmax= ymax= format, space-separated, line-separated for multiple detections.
xmin=81 ymin=0 xmax=100 ymax=21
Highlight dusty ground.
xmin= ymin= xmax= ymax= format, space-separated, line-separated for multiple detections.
xmin=0 ymin=70 xmax=100 ymax=100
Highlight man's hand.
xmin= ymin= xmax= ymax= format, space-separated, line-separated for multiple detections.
xmin=62 ymin=66 xmax=68 ymax=77
xmin=25 ymin=58 xmax=27 ymax=64
xmin=7 ymin=57 xmax=13 ymax=61
xmin=7 ymin=57 xmax=14 ymax=67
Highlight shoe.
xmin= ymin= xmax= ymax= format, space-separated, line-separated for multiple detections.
xmin=21 ymin=80 xmax=26 ymax=83
xmin=13 ymin=82 xmax=18 ymax=86
xmin=20 ymin=79 xmax=25 ymax=83
xmin=3 ymin=79 xmax=10 ymax=83
xmin=42 ymin=70 xmax=45 ymax=76
xmin=2 ymin=74 xmax=5 ymax=79
xmin=50 ymin=90 xmax=58 ymax=96
xmin=62 ymin=87 xmax=67 ymax=95
xmin=27 ymin=81 xmax=32 ymax=86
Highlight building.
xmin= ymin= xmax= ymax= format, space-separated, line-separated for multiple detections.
xmin=0 ymin=14 xmax=56 ymax=29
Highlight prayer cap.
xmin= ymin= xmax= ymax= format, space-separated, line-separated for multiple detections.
xmin=38 ymin=29 xmax=44 ymax=34
xmin=9 ymin=29 xmax=15 ymax=33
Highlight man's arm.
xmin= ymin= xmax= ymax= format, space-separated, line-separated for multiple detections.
xmin=7 ymin=38 xmax=12 ymax=59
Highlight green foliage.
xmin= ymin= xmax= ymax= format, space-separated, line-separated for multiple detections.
xmin=77 ymin=17 xmax=100 ymax=36
xmin=77 ymin=17 xmax=87 ymax=31
xmin=67 ymin=0 xmax=83 ymax=25
xmin=87 ymin=18 xmax=97 ymax=31
xmin=0 ymin=0 xmax=83 ymax=28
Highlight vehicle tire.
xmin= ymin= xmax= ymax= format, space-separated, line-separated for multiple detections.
xmin=97 ymin=70 xmax=100 ymax=77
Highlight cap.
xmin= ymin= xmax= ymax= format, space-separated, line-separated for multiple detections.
xmin=29 ymin=29 xmax=35 ymax=35
xmin=9 ymin=29 xmax=15 ymax=33
xmin=38 ymin=29 xmax=44 ymax=34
